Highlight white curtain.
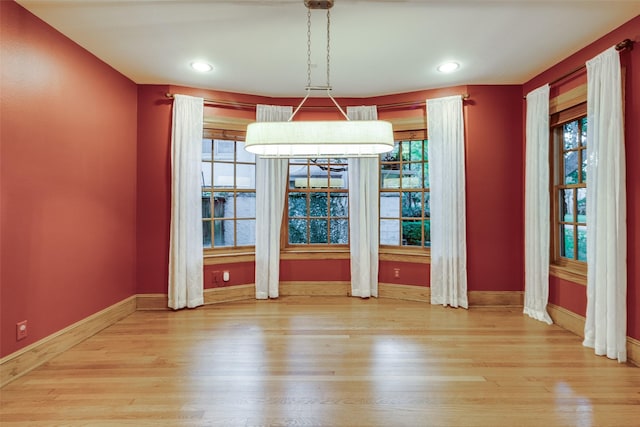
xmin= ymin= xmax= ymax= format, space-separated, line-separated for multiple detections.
xmin=524 ymin=84 xmax=553 ymax=324
xmin=427 ymin=95 xmax=468 ymax=308
xmin=583 ymin=47 xmax=627 ymax=362
xmin=168 ymin=94 xmax=204 ymax=310
xmin=347 ymin=106 xmax=380 ymax=298
xmin=255 ymin=105 xmax=292 ymax=299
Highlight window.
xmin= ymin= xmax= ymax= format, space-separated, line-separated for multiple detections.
xmin=552 ymin=109 xmax=587 ymax=265
xmin=379 ymin=140 xmax=430 ymax=248
xmin=201 ymin=139 xmax=256 ymax=249
xmin=286 ymin=159 xmax=349 ymax=245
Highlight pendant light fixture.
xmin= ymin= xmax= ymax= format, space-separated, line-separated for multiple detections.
xmin=245 ymin=0 xmax=394 ymax=158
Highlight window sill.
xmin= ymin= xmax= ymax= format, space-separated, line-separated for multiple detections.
xmin=204 ymin=250 xmax=255 ymax=265
xmin=280 ymin=247 xmax=350 ymax=260
xmin=203 ymin=246 xmax=431 ymax=264
xmin=549 ymin=263 xmax=587 ymax=286
xmin=380 ymin=247 xmax=430 ymax=264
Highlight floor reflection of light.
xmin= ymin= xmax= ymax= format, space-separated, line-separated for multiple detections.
xmin=188 ymin=326 xmax=267 ymax=421
xmin=554 ymin=382 xmax=593 ymax=427
xmin=372 ymin=336 xmax=430 ymax=393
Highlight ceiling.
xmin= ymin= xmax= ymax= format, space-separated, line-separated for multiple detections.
xmin=16 ymin=0 xmax=640 ymax=98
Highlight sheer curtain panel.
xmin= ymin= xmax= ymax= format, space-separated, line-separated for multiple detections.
xmin=168 ymin=95 xmax=204 ymax=310
xmin=426 ymin=95 xmax=468 ymax=308
xmin=524 ymin=84 xmax=553 ymax=324
xmin=255 ymin=105 xmax=292 ymax=299
xmin=584 ymin=47 xmax=627 ymax=362
xmin=347 ymin=106 xmax=380 ymax=298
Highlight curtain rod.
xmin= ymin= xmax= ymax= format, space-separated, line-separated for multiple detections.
xmin=524 ymin=38 xmax=633 ymax=98
xmin=164 ymin=93 xmax=469 ymax=111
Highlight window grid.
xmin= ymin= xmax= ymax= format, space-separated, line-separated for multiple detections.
xmin=202 ymin=139 xmax=256 ymax=250
xmin=286 ymin=159 xmax=349 ymax=246
xmin=554 ymin=117 xmax=587 ymax=263
xmin=379 ymin=140 xmax=430 ymax=248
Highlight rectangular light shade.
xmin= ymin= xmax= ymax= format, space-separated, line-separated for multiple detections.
xmin=245 ymin=120 xmax=394 ymax=158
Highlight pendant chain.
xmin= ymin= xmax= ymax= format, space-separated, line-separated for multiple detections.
xmin=306 ymin=8 xmax=312 ymax=88
xmin=326 ymin=9 xmax=331 ymax=87
xmin=306 ymin=6 xmax=332 ymax=88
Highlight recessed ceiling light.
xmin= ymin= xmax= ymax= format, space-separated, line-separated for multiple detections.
xmin=437 ymin=62 xmax=460 ymax=73
xmin=191 ymin=61 xmax=213 ymax=72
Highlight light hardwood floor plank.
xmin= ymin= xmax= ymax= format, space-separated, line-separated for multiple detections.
xmin=1 ymin=296 xmax=638 ymax=426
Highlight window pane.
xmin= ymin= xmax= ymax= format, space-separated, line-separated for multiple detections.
xmin=236 ymin=141 xmax=255 ymax=163
xmin=380 ymin=192 xmax=400 ymax=217
xmin=214 ymin=140 xmax=235 ymax=160
xmin=576 ymin=188 xmax=586 ymax=223
xmin=401 ymin=141 xmax=411 ymax=161
xmin=309 ymin=192 xmax=328 ymax=217
xmin=213 ymin=192 xmax=233 ymax=218
xmin=380 ymin=219 xmax=400 ymax=245
xmin=288 ymin=192 xmax=307 ymax=217
xmin=423 ymin=220 xmax=431 ymax=247
xmin=408 ymin=140 xmax=424 ymax=161
xmin=581 ymin=150 xmax=587 ymax=183
xmin=289 ymin=219 xmax=307 ymax=244
xmin=237 ymin=220 xmax=255 ymax=246
xmin=290 ymin=161 xmax=308 ymax=189
xmin=423 ymin=162 xmax=430 ymax=188
xmin=423 ymin=193 xmax=430 ymax=218
xmin=236 ymin=164 xmax=255 ymax=189
xmin=577 ymin=225 xmax=587 ymax=261
xmin=561 ymin=189 xmax=574 ymax=222
xmin=202 ymin=192 xmax=212 ymax=218
xmin=563 ymin=151 xmax=578 ymax=185
xmin=201 ymin=162 xmax=212 ymax=187
xmin=330 ymin=219 xmax=349 ymax=244
xmin=580 ymin=118 xmax=587 ymax=147
xmin=402 ymin=192 xmax=422 ymax=218
xmin=381 ymin=164 xmax=401 ymax=188
xmin=563 ymin=121 xmax=579 ymax=150
xmin=382 ymin=142 xmax=400 ymax=162
xmin=203 ymin=221 xmax=212 ymax=248
xmin=214 ymin=219 xmax=234 ymax=247
xmin=560 ymin=225 xmax=575 ymax=259
xmin=213 ymin=162 xmax=234 ymax=187
xmin=309 ymin=160 xmax=330 ymax=188
xmin=329 ymin=193 xmax=348 ymax=217
xmin=310 ymin=219 xmax=328 ymax=243
xmin=401 ymin=163 xmax=422 ymax=188
xmin=329 ymin=167 xmax=348 ymax=189
xmin=236 ymin=192 xmax=255 ymax=218
xmin=402 ymin=220 xmax=422 ymax=246
xmin=202 ymin=139 xmax=213 ymax=160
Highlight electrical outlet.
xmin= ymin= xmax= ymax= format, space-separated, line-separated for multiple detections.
xmin=393 ymin=268 xmax=400 ymax=278
xmin=16 ymin=320 xmax=28 ymax=341
xmin=223 ymin=271 xmax=230 ymax=282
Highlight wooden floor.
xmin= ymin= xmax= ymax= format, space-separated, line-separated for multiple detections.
xmin=1 ymin=297 xmax=639 ymax=426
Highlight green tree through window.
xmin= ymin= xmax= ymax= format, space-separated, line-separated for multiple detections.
xmin=380 ymin=140 xmax=430 ymax=248
xmin=287 ymin=159 xmax=349 ymax=245
xmin=555 ymin=116 xmax=587 ymax=262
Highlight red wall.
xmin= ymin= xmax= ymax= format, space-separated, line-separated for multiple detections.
xmin=136 ymin=85 xmax=172 ymax=293
xmin=464 ymin=85 xmax=524 ymax=291
xmin=0 ymin=2 xmax=138 ymax=357
xmin=135 ymin=84 xmax=524 ymax=292
xmin=204 ymin=262 xmax=255 ymax=288
xmin=523 ymin=15 xmax=640 ymax=340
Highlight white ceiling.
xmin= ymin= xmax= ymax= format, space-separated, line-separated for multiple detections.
xmin=16 ymin=0 xmax=640 ymax=97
